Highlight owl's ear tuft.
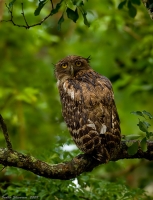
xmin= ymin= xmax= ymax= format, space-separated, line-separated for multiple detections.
xmin=86 ymin=56 xmax=91 ymax=63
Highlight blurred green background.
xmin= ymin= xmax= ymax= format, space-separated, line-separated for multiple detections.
xmin=0 ymin=0 xmax=153 ymax=199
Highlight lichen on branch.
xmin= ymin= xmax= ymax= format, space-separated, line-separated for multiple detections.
xmin=0 ymin=114 xmax=153 ymax=180
xmin=0 ymin=141 xmax=153 ymax=180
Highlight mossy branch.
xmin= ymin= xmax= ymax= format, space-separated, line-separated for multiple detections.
xmin=0 ymin=114 xmax=153 ymax=180
xmin=0 ymin=141 xmax=153 ymax=180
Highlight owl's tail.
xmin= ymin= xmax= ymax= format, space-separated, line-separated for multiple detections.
xmin=92 ymin=145 xmax=110 ymax=163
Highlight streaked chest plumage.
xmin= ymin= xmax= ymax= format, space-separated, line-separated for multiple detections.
xmin=55 ymin=55 xmax=121 ymax=163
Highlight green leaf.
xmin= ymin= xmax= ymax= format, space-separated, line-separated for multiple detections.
xmin=131 ymin=0 xmax=141 ymax=5
xmin=140 ymin=137 xmax=147 ymax=152
xmin=126 ymin=141 xmax=134 ymax=147
xmin=137 ymin=121 xmax=146 ymax=132
xmin=50 ymin=0 xmax=64 ymax=15
xmin=143 ymin=121 xmax=151 ymax=128
xmin=127 ymin=141 xmax=138 ymax=155
xmin=34 ymin=0 xmax=47 ymax=16
xmin=82 ymin=12 xmax=90 ymax=27
xmin=146 ymin=132 xmax=153 ymax=139
xmin=118 ymin=0 xmax=127 ymax=9
xmin=137 ymin=120 xmax=150 ymax=133
xmin=124 ymin=134 xmax=141 ymax=140
xmin=71 ymin=0 xmax=84 ymax=6
xmin=66 ymin=7 xmax=79 ymax=23
xmin=142 ymin=110 xmax=153 ymax=119
xmin=131 ymin=110 xmax=153 ymax=120
xmin=128 ymin=3 xmax=137 ymax=18
xmin=131 ymin=111 xmax=145 ymax=118
xmin=58 ymin=14 xmax=64 ymax=30
xmin=9 ymin=0 xmax=16 ymax=8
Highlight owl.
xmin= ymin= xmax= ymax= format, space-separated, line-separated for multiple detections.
xmin=55 ymin=55 xmax=121 ymax=163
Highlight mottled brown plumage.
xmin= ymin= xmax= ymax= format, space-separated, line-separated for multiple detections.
xmin=55 ymin=55 xmax=121 ymax=163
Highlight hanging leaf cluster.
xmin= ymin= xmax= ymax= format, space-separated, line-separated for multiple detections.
xmin=126 ymin=111 xmax=153 ymax=155
xmin=118 ymin=0 xmax=141 ymax=18
xmin=5 ymin=0 xmax=90 ymax=29
xmin=34 ymin=0 xmax=90 ymax=29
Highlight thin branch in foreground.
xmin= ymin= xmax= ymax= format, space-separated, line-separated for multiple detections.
xmin=0 ymin=2 xmax=56 ymax=29
xmin=50 ymin=0 xmax=54 ymax=10
xmin=0 ymin=114 xmax=13 ymax=151
xmin=0 ymin=4 xmax=29 ymax=28
xmin=0 ymin=165 xmax=6 ymax=172
xmin=21 ymin=3 xmax=29 ymax=28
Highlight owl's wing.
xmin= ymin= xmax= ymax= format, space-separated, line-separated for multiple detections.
xmin=60 ymin=70 xmax=121 ymax=162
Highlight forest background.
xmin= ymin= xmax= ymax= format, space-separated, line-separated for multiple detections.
xmin=0 ymin=0 xmax=153 ymax=199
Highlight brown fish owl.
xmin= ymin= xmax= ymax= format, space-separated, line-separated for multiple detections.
xmin=55 ymin=55 xmax=121 ymax=163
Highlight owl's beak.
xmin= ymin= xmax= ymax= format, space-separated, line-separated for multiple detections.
xmin=70 ymin=65 xmax=74 ymax=77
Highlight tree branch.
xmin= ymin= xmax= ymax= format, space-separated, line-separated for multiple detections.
xmin=0 ymin=114 xmax=153 ymax=180
xmin=0 ymin=2 xmax=56 ymax=29
xmin=21 ymin=3 xmax=29 ymax=28
xmin=1 ymin=1 xmax=153 ymax=29
xmin=0 ymin=115 xmax=13 ymax=151
xmin=0 ymin=142 xmax=153 ymax=180
xmin=50 ymin=0 xmax=54 ymax=10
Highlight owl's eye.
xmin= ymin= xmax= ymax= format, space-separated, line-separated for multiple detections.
xmin=61 ymin=63 xmax=68 ymax=68
xmin=75 ymin=61 xmax=82 ymax=67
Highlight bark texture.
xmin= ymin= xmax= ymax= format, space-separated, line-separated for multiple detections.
xmin=0 ymin=114 xmax=153 ymax=180
xmin=0 ymin=140 xmax=153 ymax=180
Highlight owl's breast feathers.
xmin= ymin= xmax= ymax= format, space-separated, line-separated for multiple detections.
xmin=58 ymin=69 xmax=121 ymax=162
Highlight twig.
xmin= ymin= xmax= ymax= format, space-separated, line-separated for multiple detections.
xmin=0 ymin=115 xmax=13 ymax=151
xmin=0 ymin=165 xmax=6 ymax=172
xmin=21 ymin=3 xmax=29 ymax=29
xmin=0 ymin=1 xmax=56 ymax=29
xmin=0 ymin=4 xmax=29 ymax=28
xmin=50 ymin=0 xmax=54 ymax=10
xmin=4 ymin=4 xmax=16 ymax=26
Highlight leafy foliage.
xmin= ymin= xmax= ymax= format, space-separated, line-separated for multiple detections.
xmin=34 ymin=0 xmax=48 ymax=16
xmin=0 ymin=173 xmax=149 ymax=199
xmin=58 ymin=14 xmax=64 ymax=30
xmin=131 ymin=111 xmax=153 ymax=139
xmin=118 ymin=0 xmax=127 ymax=9
xmin=128 ymin=1 xmax=137 ymax=18
xmin=50 ymin=0 xmax=64 ymax=15
xmin=1 ymin=0 xmax=147 ymax=29
xmin=66 ymin=7 xmax=79 ymax=23
xmin=4 ymin=0 xmax=143 ymax=29
xmin=118 ymin=0 xmax=141 ymax=18
xmin=126 ymin=111 xmax=153 ymax=155
xmin=8 ymin=0 xmax=16 ymax=9
xmin=3 ymin=0 xmax=90 ymax=28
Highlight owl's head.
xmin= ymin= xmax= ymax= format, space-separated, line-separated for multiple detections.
xmin=55 ymin=55 xmax=91 ymax=81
